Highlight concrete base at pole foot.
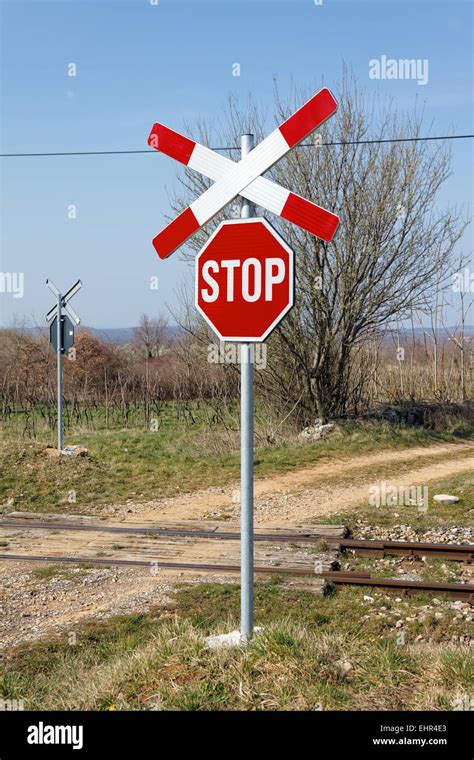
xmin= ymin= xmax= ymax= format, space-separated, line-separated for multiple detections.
xmin=204 ymin=627 xmax=263 ymax=650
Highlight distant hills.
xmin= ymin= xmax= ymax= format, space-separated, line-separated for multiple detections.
xmin=71 ymin=325 xmax=474 ymax=345
xmin=79 ymin=325 xmax=183 ymax=345
xmin=6 ymin=325 xmax=182 ymax=345
xmin=81 ymin=327 xmax=137 ymax=345
xmin=4 ymin=324 xmax=474 ymax=345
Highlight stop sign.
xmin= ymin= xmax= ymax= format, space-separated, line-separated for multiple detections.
xmin=195 ymin=218 xmax=294 ymax=342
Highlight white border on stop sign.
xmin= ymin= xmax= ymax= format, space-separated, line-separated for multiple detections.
xmin=195 ymin=217 xmax=295 ymax=343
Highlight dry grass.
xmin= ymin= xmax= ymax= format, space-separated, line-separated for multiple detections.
xmin=1 ymin=419 xmax=471 ymax=514
xmin=1 ymin=582 xmax=472 ymax=711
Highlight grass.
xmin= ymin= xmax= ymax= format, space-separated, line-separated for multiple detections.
xmin=0 ymin=410 xmax=472 ymax=710
xmin=31 ymin=564 xmax=95 ymax=581
xmin=0 ymin=414 xmax=472 ymax=514
xmin=340 ymin=554 xmax=463 ymax=583
xmin=322 ymin=471 xmax=474 ymax=532
xmin=0 ymin=581 xmax=472 ymax=711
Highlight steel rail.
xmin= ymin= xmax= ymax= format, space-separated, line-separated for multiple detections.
xmin=340 ymin=538 xmax=474 ymax=562
xmin=0 ymin=553 xmax=312 ymax=576
xmin=322 ymin=572 xmax=474 ymax=602
xmin=0 ymin=552 xmax=473 ymax=601
xmin=1 ymin=520 xmax=473 ymax=561
xmin=0 ymin=519 xmax=336 ymax=543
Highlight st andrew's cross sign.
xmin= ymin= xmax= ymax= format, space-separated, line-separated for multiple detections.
xmin=148 ymin=86 xmax=339 ymax=641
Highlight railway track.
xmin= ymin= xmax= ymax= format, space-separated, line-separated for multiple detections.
xmin=0 ymin=551 xmax=473 ymax=601
xmin=341 ymin=537 xmax=474 ymax=562
xmin=1 ymin=519 xmax=473 ymax=562
xmin=0 ymin=519 xmax=335 ymax=543
xmin=0 ymin=552 xmax=311 ymax=576
xmin=1 ymin=518 xmax=473 ymax=601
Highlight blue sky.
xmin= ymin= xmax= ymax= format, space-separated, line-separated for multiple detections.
xmin=1 ymin=0 xmax=472 ymax=328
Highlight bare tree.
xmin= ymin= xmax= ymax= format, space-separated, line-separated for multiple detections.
xmin=168 ymin=68 xmax=467 ymax=421
xmin=442 ymin=256 xmax=474 ymax=402
xmin=134 ymin=313 xmax=169 ymax=359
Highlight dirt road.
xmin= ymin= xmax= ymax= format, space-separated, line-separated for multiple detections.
xmin=124 ymin=441 xmax=474 ymax=526
xmin=1 ymin=440 xmax=472 ymax=649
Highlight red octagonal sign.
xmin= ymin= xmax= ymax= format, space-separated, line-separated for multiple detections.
xmin=195 ymin=218 xmax=294 ymax=342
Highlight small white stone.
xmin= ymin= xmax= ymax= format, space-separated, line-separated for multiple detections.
xmin=433 ymin=494 xmax=459 ymax=505
xmin=334 ymin=659 xmax=353 ymax=677
xmin=204 ymin=627 xmax=263 ymax=650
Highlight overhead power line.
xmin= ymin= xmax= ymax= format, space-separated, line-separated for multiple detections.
xmin=0 ymin=133 xmax=473 ymax=158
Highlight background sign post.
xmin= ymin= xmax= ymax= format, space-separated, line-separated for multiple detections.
xmin=56 ymin=291 xmax=63 ymax=452
xmin=46 ymin=278 xmax=82 ymax=453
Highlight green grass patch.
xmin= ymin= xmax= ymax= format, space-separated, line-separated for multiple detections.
xmin=1 ymin=416 xmax=471 ymax=514
xmin=31 ymin=564 xmax=95 ymax=581
xmin=322 ymin=471 xmax=474 ymax=533
xmin=1 ymin=581 xmax=471 ymax=711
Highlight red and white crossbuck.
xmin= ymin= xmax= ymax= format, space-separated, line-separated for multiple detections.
xmin=148 ymin=87 xmax=339 ymax=258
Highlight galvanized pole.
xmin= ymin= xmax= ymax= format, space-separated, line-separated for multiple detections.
xmin=240 ymin=133 xmax=254 ymax=642
xmin=56 ymin=293 xmax=63 ymax=453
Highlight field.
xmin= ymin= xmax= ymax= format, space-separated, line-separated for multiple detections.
xmin=0 ymin=408 xmax=473 ymax=712
xmin=1 ymin=582 xmax=472 ymax=711
xmin=1 ymin=405 xmax=473 ymax=514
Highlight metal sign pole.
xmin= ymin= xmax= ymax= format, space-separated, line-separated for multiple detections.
xmin=46 ymin=278 xmax=82 ymax=454
xmin=56 ymin=293 xmax=63 ymax=453
xmin=240 ymin=133 xmax=255 ymax=642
